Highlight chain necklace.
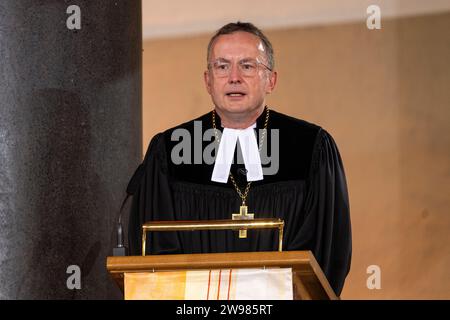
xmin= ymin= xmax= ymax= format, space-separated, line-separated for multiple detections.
xmin=211 ymin=107 xmax=269 ymax=238
xmin=212 ymin=107 xmax=269 ymax=204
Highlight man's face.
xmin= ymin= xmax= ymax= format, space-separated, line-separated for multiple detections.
xmin=204 ymin=31 xmax=277 ymax=117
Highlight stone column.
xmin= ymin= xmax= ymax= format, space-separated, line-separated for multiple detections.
xmin=0 ymin=1 xmax=142 ymax=299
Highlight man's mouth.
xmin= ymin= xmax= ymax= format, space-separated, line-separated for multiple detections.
xmin=226 ymin=92 xmax=246 ymax=97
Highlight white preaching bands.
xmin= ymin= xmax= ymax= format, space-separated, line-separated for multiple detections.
xmin=211 ymin=123 xmax=263 ymax=183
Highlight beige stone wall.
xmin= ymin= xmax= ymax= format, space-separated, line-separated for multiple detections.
xmin=142 ymin=12 xmax=450 ymax=299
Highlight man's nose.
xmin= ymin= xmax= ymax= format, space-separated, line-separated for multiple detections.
xmin=228 ymin=63 xmax=242 ymax=83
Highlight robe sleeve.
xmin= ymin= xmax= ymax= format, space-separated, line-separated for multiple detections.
xmin=302 ymin=128 xmax=352 ymax=296
xmin=127 ymin=133 xmax=181 ymax=255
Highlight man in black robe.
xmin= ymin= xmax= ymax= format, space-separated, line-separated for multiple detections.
xmin=126 ymin=22 xmax=351 ymax=296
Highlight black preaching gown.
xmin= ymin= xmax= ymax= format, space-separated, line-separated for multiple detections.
xmin=127 ymin=108 xmax=352 ymax=295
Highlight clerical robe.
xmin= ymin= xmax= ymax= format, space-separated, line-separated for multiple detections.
xmin=127 ymin=108 xmax=352 ymax=295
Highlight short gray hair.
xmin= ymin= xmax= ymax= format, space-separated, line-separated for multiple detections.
xmin=207 ymin=22 xmax=274 ymax=70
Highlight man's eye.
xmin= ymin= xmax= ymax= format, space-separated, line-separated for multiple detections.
xmin=241 ymin=63 xmax=255 ymax=70
xmin=216 ymin=64 xmax=229 ymax=70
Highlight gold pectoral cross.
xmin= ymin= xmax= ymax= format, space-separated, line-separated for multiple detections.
xmin=232 ymin=205 xmax=254 ymax=238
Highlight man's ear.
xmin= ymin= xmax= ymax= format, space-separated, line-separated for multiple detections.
xmin=265 ymin=70 xmax=277 ymax=94
xmin=204 ymin=70 xmax=212 ymax=94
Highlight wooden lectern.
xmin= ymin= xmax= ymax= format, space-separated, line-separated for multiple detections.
xmin=107 ymin=250 xmax=338 ymax=300
xmin=106 ymin=219 xmax=338 ymax=300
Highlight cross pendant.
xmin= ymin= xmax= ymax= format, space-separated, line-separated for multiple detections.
xmin=232 ymin=205 xmax=254 ymax=238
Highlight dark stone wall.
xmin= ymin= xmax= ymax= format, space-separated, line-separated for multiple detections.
xmin=0 ymin=1 xmax=142 ymax=299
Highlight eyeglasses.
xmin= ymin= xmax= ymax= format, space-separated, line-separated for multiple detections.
xmin=208 ymin=58 xmax=272 ymax=78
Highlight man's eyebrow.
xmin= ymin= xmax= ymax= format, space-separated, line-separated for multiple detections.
xmin=213 ymin=57 xmax=258 ymax=63
xmin=240 ymin=57 xmax=256 ymax=62
xmin=213 ymin=58 xmax=231 ymax=63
